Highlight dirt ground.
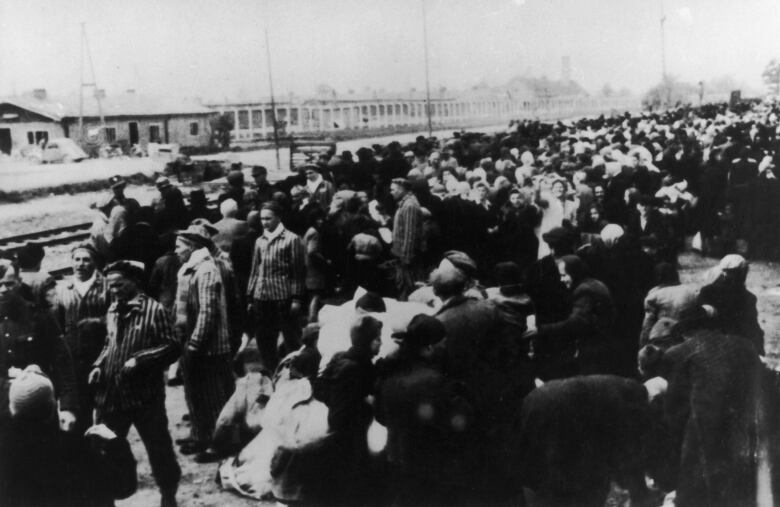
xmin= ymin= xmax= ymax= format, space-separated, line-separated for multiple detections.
xmin=112 ymin=251 xmax=780 ymax=507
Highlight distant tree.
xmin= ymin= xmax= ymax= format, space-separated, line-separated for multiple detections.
xmin=617 ymin=87 xmax=632 ymax=97
xmin=600 ymin=83 xmax=614 ymax=97
xmin=642 ymin=75 xmax=698 ymax=109
xmin=209 ymin=112 xmax=234 ymax=149
xmin=762 ymin=59 xmax=780 ymax=96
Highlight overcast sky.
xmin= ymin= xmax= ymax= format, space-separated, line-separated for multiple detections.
xmin=1 ymin=0 xmax=778 ymax=102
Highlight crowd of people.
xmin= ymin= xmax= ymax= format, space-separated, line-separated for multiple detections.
xmin=2 ymin=99 xmax=780 ymax=507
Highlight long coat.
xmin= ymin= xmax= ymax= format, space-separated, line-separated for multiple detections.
xmin=656 ymin=329 xmax=774 ymax=507
xmin=435 ymin=295 xmax=533 ymax=501
xmin=518 ymin=375 xmax=657 ymax=507
xmin=536 ymin=277 xmax=615 ymax=376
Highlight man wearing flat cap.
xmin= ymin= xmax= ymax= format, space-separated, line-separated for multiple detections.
xmin=250 ymin=165 xmax=274 ymax=207
xmin=431 ymin=250 xmax=533 ymax=504
xmin=90 ymin=260 xmax=181 ymax=507
xmin=173 ymin=224 xmax=234 ymax=461
xmin=376 ymin=313 xmax=474 ymax=506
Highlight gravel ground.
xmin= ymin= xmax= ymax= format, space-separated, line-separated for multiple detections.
xmin=115 ymin=251 xmax=780 ymax=507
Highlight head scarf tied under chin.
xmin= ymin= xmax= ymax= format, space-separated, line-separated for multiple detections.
xmin=558 ymin=255 xmax=589 ymax=288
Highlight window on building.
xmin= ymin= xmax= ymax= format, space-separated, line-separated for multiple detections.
xmin=149 ymin=125 xmax=161 ymax=143
xmin=251 ymin=110 xmax=263 ymax=129
xmin=189 ymin=122 xmax=199 ymax=136
xmin=238 ymin=110 xmax=250 ymax=130
xmin=104 ymin=127 xmax=116 ymax=142
xmin=27 ymin=132 xmax=34 ymax=145
xmin=34 ymin=131 xmax=49 ymax=145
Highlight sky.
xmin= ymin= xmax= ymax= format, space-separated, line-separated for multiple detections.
xmin=0 ymin=0 xmax=778 ymax=102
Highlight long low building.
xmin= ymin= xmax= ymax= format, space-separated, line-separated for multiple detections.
xmin=209 ymin=90 xmax=638 ymax=142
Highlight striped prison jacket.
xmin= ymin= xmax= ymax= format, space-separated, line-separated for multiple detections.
xmin=174 ymin=247 xmax=231 ymax=356
xmin=93 ymin=293 xmax=179 ymax=412
xmin=247 ymin=226 xmax=306 ymax=302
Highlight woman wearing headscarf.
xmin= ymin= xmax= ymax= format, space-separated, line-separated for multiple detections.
xmin=528 ymin=255 xmax=615 ymax=377
xmin=639 ymin=263 xmax=700 ymax=346
xmin=698 ymin=254 xmax=764 ymax=355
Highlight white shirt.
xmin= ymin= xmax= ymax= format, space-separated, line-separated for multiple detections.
xmin=73 ymin=271 xmax=97 ymax=297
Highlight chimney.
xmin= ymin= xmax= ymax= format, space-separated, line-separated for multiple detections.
xmin=33 ymin=88 xmax=47 ymax=100
xmin=94 ymin=89 xmax=106 ymax=100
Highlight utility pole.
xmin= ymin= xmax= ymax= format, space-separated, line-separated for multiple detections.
xmin=660 ymin=0 xmax=669 ymax=106
xmin=422 ymin=0 xmax=433 ymax=138
xmin=79 ymin=23 xmax=105 ymax=143
xmin=264 ymin=27 xmax=281 ymax=173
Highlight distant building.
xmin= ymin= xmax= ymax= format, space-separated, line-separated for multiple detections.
xmin=0 ymin=89 xmax=215 ymax=156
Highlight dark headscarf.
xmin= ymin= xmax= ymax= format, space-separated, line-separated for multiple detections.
xmin=558 ymin=255 xmax=590 ymax=288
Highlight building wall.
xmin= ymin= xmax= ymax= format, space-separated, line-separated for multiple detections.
xmin=0 ymin=120 xmax=65 ymax=154
xmin=66 ymin=114 xmax=213 ymax=147
xmin=0 ymin=103 xmax=64 ymax=154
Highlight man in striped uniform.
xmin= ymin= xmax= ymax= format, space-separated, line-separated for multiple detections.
xmin=53 ymin=244 xmax=111 ymax=433
xmin=247 ymin=201 xmax=306 ymax=372
xmin=173 ymin=224 xmax=234 ymax=462
xmin=89 ymin=260 xmax=181 ymax=507
xmin=390 ymin=178 xmax=424 ymax=299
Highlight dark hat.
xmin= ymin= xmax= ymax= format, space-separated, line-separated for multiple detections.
xmin=227 ymin=170 xmax=245 ymax=186
xmin=301 ymin=163 xmax=321 ymax=173
xmin=251 ymin=165 xmax=268 ymax=176
xmin=104 ymin=260 xmax=145 ymax=280
xmin=392 ymin=313 xmax=446 ymax=349
xmin=541 ymin=227 xmax=573 ymax=250
xmin=636 ymin=194 xmax=656 ymax=206
xmin=355 ymin=291 xmax=386 ymax=313
xmin=155 ymin=176 xmax=172 ymax=190
xmin=16 ymin=242 xmax=45 ymax=269
xmin=443 ymin=250 xmax=477 ymax=277
xmin=178 ymin=223 xmax=215 ymax=249
xmin=108 ymin=175 xmax=127 ymax=190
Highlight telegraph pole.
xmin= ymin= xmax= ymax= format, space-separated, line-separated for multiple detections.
xmin=78 ymin=23 xmax=105 ymax=143
xmin=660 ymin=0 xmax=669 ymax=106
xmin=264 ymin=27 xmax=281 ymax=172
xmin=422 ymin=0 xmax=433 ymax=138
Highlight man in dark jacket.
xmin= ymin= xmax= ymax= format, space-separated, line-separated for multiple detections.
xmin=519 ymin=375 xmax=663 ymax=507
xmin=529 ymin=255 xmax=615 ymax=377
xmin=432 ymin=250 xmax=533 ymax=504
xmin=375 ymin=314 xmax=474 ymax=507
xmin=0 ymin=259 xmax=78 ymax=432
xmin=313 ymin=314 xmax=382 ymax=506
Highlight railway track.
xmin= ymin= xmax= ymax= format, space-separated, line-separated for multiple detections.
xmin=1 ymin=197 xmax=220 ymax=280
